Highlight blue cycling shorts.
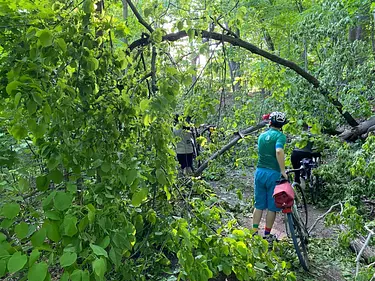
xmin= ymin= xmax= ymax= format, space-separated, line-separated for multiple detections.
xmin=254 ymin=168 xmax=281 ymax=212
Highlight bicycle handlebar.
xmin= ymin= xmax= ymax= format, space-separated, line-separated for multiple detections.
xmin=286 ymin=168 xmax=303 ymax=174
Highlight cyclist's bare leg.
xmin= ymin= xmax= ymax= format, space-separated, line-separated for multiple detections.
xmin=265 ymin=210 xmax=276 ymax=229
xmin=252 ymin=208 xmax=263 ymax=235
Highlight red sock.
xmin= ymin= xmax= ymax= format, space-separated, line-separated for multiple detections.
xmin=264 ymin=227 xmax=271 ymax=236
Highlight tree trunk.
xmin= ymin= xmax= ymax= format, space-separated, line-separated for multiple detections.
xmin=226 ymin=26 xmax=241 ymax=96
xmin=194 ymin=121 xmax=267 ymax=176
xmin=340 ymin=225 xmax=375 ymax=264
xmin=339 ymin=116 xmax=375 ymax=141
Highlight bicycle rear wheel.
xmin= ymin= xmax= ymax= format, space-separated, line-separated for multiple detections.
xmin=293 ymin=183 xmax=308 ymax=227
xmin=309 ymin=174 xmax=320 ymax=204
xmin=287 ymin=212 xmax=309 ymax=271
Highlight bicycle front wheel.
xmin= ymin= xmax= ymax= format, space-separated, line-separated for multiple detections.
xmin=287 ymin=212 xmax=309 ymax=271
xmin=293 ymin=183 xmax=308 ymax=227
xmin=309 ymin=174 xmax=320 ymax=204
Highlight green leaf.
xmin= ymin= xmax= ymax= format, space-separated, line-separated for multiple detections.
xmin=46 ymin=221 xmax=61 ymax=242
xmin=235 ymin=241 xmax=247 ymax=257
xmin=27 ymin=100 xmax=37 ymax=115
xmin=82 ymin=270 xmax=90 ymax=281
xmin=87 ymin=204 xmax=95 ymax=223
xmin=67 ymin=183 xmax=77 ymax=193
xmin=164 ymin=185 xmax=171 ymax=201
xmin=14 ymin=92 xmax=22 ymax=107
xmin=101 ymin=162 xmax=111 ymax=173
xmin=53 ymin=191 xmax=73 ymax=211
xmin=177 ymin=21 xmax=184 ymax=31
xmin=59 ymin=252 xmax=77 ymax=267
xmin=48 ymin=169 xmax=63 ymax=184
xmin=60 ymin=272 xmax=69 ymax=281
xmin=47 ymin=158 xmax=59 ymax=171
xmin=29 ymin=249 xmax=40 ymax=266
xmin=85 ymin=57 xmax=99 ymax=71
xmin=82 ymin=0 xmax=94 ymax=14
xmin=70 ymin=269 xmax=83 ymax=281
xmin=7 ymin=252 xmax=27 ymax=273
xmin=31 ymin=228 xmax=46 ymax=247
xmin=38 ymin=29 xmax=53 ymax=47
xmin=45 ymin=211 xmax=61 ymax=220
xmin=9 ymin=125 xmax=27 ymax=140
xmin=15 ymin=222 xmax=28 ymax=239
xmin=152 ymin=29 xmax=163 ymax=43
xmin=18 ymin=177 xmax=29 ymax=191
xmin=56 ymin=38 xmax=67 ymax=52
xmin=90 ymin=244 xmax=108 ymax=258
xmin=92 ymin=258 xmax=106 ymax=280
xmin=156 ymin=169 xmax=167 ymax=185
xmin=6 ymin=80 xmax=21 ymax=95
xmin=36 ymin=175 xmax=49 ymax=191
xmin=32 ymin=92 xmax=43 ymax=105
xmin=131 ymin=188 xmax=148 ymax=207
xmin=42 ymin=191 xmax=56 ymax=210
xmin=28 ymin=262 xmax=48 ymax=281
xmin=187 ymin=29 xmax=195 ymax=41
xmin=126 ymin=169 xmax=137 ymax=185
xmin=0 ymin=260 xmax=6 ymax=278
xmin=1 ymin=219 xmax=13 ymax=229
xmin=109 ymin=247 xmax=121 ymax=270
xmin=99 ymin=236 xmax=110 ymax=248
xmin=140 ymin=99 xmax=150 ymax=111
xmin=0 ymin=233 xmax=6 ymax=242
xmin=1 ymin=203 xmax=20 ymax=219
xmin=63 ymin=215 xmax=78 ymax=237
xmin=144 ymin=7 xmax=152 ymax=17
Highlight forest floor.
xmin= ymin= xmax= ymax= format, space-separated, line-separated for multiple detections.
xmin=208 ymin=167 xmax=358 ymax=281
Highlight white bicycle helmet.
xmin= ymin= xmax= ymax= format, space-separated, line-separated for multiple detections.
xmin=269 ymin=111 xmax=287 ymax=128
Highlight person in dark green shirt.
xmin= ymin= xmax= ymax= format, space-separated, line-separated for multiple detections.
xmin=253 ymin=112 xmax=288 ymax=242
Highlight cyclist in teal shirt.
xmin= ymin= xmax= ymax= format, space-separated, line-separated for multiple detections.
xmin=253 ymin=112 xmax=288 ymax=242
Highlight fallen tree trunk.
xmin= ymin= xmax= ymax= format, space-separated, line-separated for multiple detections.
xmin=194 ymin=121 xmax=267 ymax=176
xmin=339 ymin=225 xmax=375 ymax=264
xmin=339 ymin=116 xmax=375 ymax=141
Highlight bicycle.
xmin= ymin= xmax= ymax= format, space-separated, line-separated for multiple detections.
xmin=276 ymin=170 xmax=310 ymax=271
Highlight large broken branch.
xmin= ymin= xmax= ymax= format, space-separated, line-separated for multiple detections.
xmin=194 ymin=121 xmax=267 ymax=176
xmin=339 ymin=116 xmax=375 ymax=141
xmin=356 ymin=226 xmax=375 ymax=277
xmin=128 ymin=30 xmax=358 ymax=127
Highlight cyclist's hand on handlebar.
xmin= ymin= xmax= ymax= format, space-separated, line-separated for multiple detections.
xmin=281 ymin=171 xmax=288 ymax=180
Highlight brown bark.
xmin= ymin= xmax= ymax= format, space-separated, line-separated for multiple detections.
xmin=340 ymin=225 xmax=375 ymax=264
xmin=339 ymin=116 xmax=375 ymax=141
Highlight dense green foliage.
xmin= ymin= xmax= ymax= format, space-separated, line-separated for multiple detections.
xmin=1 ymin=0 xmax=375 ymax=280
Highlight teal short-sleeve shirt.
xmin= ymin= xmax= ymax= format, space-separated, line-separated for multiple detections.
xmin=257 ymin=128 xmax=286 ymax=172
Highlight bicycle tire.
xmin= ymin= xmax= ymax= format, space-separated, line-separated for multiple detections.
xmin=293 ymin=183 xmax=308 ymax=227
xmin=309 ymin=174 xmax=321 ymax=204
xmin=287 ymin=212 xmax=309 ymax=271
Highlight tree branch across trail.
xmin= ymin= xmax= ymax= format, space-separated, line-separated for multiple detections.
xmin=194 ymin=121 xmax=268 ymax=176
xmin=128 ymin=29 xmax=359 ymax=127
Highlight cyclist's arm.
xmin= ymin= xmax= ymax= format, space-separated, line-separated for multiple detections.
xmin=276 ymin=148 xmax=287 ymax=178
xmin=276 ymin=134 xmax=287 ymax=178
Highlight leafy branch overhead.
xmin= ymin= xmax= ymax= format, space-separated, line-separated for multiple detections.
xmin=126 ymin=0 xmax=360 ymax=128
